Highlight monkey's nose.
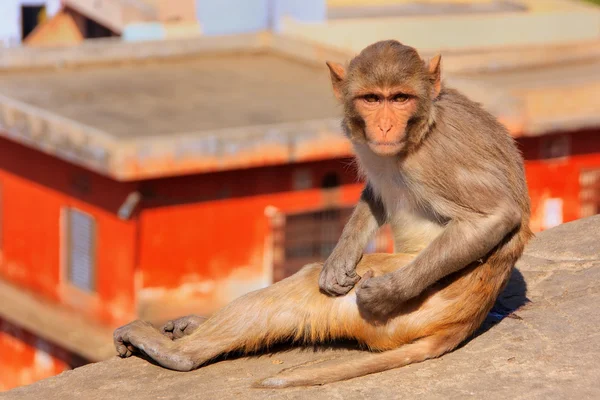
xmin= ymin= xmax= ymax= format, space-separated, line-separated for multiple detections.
xmin=378 ymin=123 xmax=392 ymax=136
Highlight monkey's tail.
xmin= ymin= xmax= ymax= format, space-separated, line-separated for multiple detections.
xmin=255 ymin=326 xmax=468 ymax=388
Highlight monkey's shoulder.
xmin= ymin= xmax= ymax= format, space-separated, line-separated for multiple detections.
xmin=435 ymin=88 xmax=511 ymax=139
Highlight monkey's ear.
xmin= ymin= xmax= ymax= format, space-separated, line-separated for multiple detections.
xmin=428 ymin=54 xmax=442 ymax=99
xmin=325 ymin=61 xmax=346 ymax=102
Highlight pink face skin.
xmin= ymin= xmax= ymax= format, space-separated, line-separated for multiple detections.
xmin=353 ymin=86 xmax=418 ymax=156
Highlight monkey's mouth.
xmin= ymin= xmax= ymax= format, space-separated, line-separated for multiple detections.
xmin=367 ymin=140 xmax=404 ymax=155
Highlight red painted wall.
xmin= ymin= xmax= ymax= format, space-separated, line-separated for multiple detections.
xmin=1 ymin=128 xmax=599 ymax=389
xmin=517 ymin=129 xmax=600 ymax=232
xmin=0 ymin=317 xmax=72 ymax=391
xmin=2 ymin=129 xmax=600 ymax=325
xmin=0 ymin=137 xmax=138 ymax=327
xmin=123 ymin=130 xmax=600 ymax=320
xmin=135 ymin=159 xmax=363 ymax=320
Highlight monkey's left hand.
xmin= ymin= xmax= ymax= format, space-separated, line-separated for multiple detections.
xmin=356 ymin=271 xmax=414 ymax=318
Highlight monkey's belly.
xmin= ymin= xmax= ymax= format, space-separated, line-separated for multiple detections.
xmin=390 ymin=211 xmax=444 ymax=254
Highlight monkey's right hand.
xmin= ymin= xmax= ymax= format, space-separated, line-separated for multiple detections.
xmin=319 ymin=251 xmax=361 ymax=296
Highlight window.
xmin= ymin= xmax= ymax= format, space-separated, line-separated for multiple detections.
xmin=321 ymin=173 xmax=340 ymax=189
xmin=21 ymin=5 xmax=46 ymax=41
xmin=272 ymin=207 xmax=391 ymax=282
xmin=64 ymin=208 xmax=97 ymax=292
xmin=580 ymin=169 xmax=600 ymax=218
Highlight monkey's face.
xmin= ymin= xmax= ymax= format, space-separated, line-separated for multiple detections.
xmin=326 ymin=40 xmax=440 ymax=156
xmin=351 ymin=87 xmax=418 ymax=156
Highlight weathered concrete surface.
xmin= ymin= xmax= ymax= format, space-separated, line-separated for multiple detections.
xmin=3 ymin=216 xmax=600 ymax=400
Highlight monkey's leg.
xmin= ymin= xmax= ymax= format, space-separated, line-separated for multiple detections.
xmin=115 ymin=264 xmax=337 ymax=371
xmin=114 ymin=255 xmax=413 ymax=372
xmin=257 ymin=325 xmax=471 ymax=388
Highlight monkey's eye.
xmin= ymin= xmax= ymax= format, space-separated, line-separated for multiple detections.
xmin=363 ymin=94 xmax=380 ymax=103
xmin=393 ymin=94 xmax=409 ymax=103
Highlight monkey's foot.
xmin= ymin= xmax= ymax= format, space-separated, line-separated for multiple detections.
xmin=114 ymin=320 xmax=159 ymax=358
xmin=114 ymin=320 xmax=197 ymax=371
xmin=160 ymin=315 xmax=207 ymax=340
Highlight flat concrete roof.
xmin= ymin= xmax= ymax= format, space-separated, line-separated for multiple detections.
xmin=452 ymin=58 xmax=600 ymax=89
xmin=0 ymin=53 xmax=338 ymax=138
xmin=447 ymin=58 xmax=600 ymax=135
xmin=0 ymin=34 xmax=352 ymax=181
xmin=328 ymin=1 xmax=526 ymax=19
xmin=0 ymin=33 xmax=599 ymax=181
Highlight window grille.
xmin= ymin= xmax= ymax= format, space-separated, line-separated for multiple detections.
xmin=580 ymin=169 xmax=600 ymax=218
xmin=65 ymin=208 xmax=97 ymax=292
xmin=273 ymin=207 xmax=391 ymax=282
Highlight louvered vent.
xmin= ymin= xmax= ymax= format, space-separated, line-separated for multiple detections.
xmin=66 ymin=208 xmax=96 ymax=292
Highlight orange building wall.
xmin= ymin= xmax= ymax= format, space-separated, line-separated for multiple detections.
xmin=518 ymin=129 xmax=600 ymax=232
xmin=136 ymin=160 xmax=363 ymax=320
xmin=1 ymin=126 xmax=599 ymax=390
xmin=0 ymin=318 xmax=73 ymax=391
xmin=2 ymin=128 xmax=599 ymax=326
xmin=135 ymin=130 xmax=600 ymax=321
xmin=0 ymin=137 xmax=138 ymax=327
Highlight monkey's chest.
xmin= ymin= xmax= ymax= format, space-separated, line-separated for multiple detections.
xmin=356 ymin=149 xmax=445 ymax=251
xmin=371 ymin=175 xmax=444 ymax=253
xmin=389 ymin=208 xmax=444 ymax=253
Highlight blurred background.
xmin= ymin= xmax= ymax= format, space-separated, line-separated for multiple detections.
xmin=0 ymin=0 xmax=599 ymax=391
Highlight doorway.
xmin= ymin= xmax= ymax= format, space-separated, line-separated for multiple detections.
xmin=21 ymin=5 xmax=47 ymax=40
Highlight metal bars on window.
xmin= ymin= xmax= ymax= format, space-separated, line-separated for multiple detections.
xmin=580 ymin=169 xmax=600 ymax=218
xmin=272 ymin=207 xmax=392 ymax=282
xmin=65 ymin=208 xmax=97 ymax=292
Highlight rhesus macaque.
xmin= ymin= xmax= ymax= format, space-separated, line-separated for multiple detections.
xmin=114 ymin=40 xmax=532 ymax=388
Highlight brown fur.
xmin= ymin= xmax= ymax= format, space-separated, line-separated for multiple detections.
xmin=113 ymin=40 xmax=532 ymax=388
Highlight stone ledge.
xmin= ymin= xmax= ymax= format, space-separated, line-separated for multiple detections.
xmin=3 ymin=215 xmax=600 ymax=399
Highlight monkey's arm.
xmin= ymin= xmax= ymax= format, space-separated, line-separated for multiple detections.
xmin=319 ymin=185 xmax=387 ymax=296
xmin=357 ymin=203 xmax=521 ymax=316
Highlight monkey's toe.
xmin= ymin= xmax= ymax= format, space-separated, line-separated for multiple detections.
xmin=113 ymin=327 xmax=135 ymax=358
xmin=115 ymin=343 xmax=133 ymax=358
xmin=160 ymin=321 xmax=175 ymax=340
xmin=160 ymin=315 xmax=207 ymax=340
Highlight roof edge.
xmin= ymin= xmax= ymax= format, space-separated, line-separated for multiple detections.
xmin=0 ymin=93 xmax=120 ymax=177
xmin=0 ymin=90 xmax=353 ymax=181
xmin=435 ymin=38 xmax=600 ymax=75
xmin=0 ymin=32 xmax=272 ymax=73
xmin=111 ymin=118 xmax=353 ymax=181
